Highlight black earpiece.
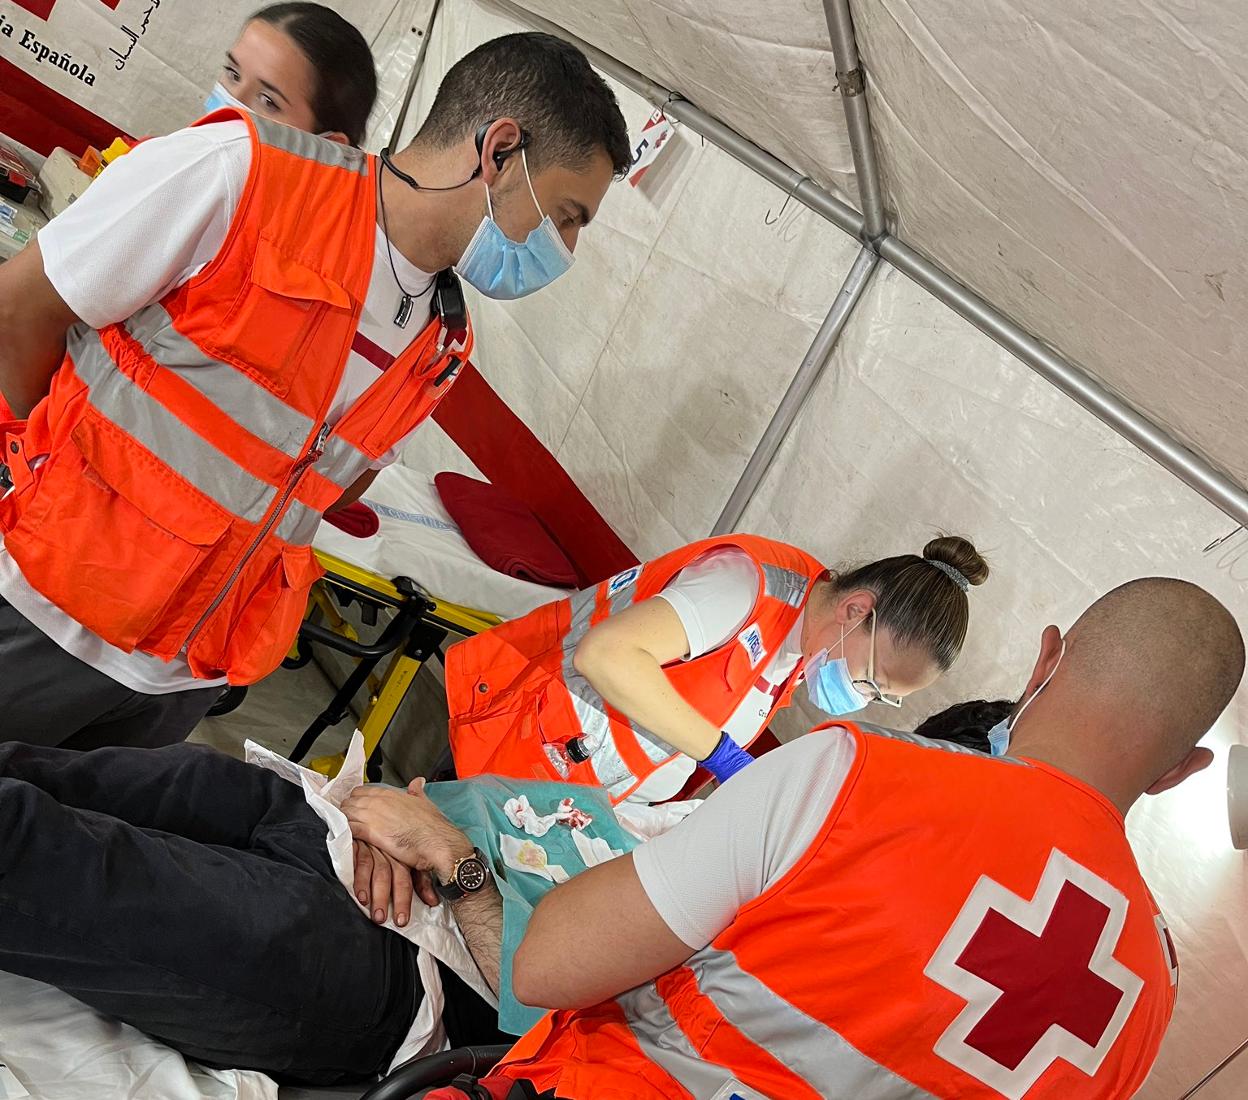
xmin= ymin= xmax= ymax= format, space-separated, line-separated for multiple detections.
xmin=475 ymin=122 xmax=532 ymax=173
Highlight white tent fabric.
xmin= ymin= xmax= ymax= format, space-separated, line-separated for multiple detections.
xmin=481 ymin=0 xmax=1248 ymax=495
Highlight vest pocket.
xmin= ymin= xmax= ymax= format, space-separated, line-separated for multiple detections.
xmin=6 ymin=412 xmax=231 ymax=651
xmin=188 ymin=544 xmax=323 ymax=684
xmin=209 ymin=237 xmax=352 ymax=397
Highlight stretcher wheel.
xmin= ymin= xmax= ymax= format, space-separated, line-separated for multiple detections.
xmin=207 ymin=686 xmax=248 ymax=718
xmin=282 ymin=643 xmax=313 ymax=670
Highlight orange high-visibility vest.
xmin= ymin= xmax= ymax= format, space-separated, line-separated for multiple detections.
xmin=446 ymin=535 xmax=825 ymax=802
xmin=493 ymin=724 xmax=1177 ymax=1098
xmin=0 ymin=112 xmax=471 ymax=685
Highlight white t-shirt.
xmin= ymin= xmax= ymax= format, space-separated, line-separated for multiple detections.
xmin=633 ymin=727 xmax=855 ymax=948
xmin=637 ymin=548 xmax=806 ymax=802
xmin=0 ymin=122 xmax=439 ymax=694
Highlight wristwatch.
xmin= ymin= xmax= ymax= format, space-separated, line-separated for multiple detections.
xmin=435 ymin=847 xmax=491 ymax=901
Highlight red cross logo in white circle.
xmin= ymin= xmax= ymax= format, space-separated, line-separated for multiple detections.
xmin=925 ymin=849 xmax=1145 ymax=1099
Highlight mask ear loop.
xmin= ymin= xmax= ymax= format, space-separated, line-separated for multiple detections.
xmin=1009 ymin=638 xmax=1067 ymax=733
xmin=519 ymin=148 xmax=546 ymax=219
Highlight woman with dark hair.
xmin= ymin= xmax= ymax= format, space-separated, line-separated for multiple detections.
xmin=204 ymin=2 xmax=378 ymax=145
xmin=912 ymin=697 xmax=1015 ymax=754
xmin=448 ymin=534 xmax=991 ymax=802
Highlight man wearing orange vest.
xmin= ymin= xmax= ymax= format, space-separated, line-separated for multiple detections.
xmin=347 ymin=577 xmax=1242 ymax=1099
xmin=0 ymin=33 xmax=630 ymax=749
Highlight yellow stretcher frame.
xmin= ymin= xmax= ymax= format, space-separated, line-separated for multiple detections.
xmin=284 ymin=549 xmax=501 ymax=780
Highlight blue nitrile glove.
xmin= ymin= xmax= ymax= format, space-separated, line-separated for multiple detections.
xmin=701 ymin=732 xmax=754 ymax=783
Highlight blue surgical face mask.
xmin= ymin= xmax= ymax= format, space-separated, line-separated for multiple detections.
xmin=456 ymin=149 xmax=574 ymax=300
xmin=988 ymin=638 xmax=1066 ymax=757
xmin=987 ymin=719 xmax=1010 ymax=756
xmin=804 ymin=618 xmax=870 ymax=717
xmin=204 ymin=82 xmax=247 ymax=116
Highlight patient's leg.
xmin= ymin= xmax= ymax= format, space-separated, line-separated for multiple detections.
xmin=0 ymin=774 xmax=421 ymax=1085
xmin=0 ymin=741 xmax=311 ymax=850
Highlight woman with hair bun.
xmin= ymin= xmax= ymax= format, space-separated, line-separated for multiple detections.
xmin=447 ymin=533 xmax=990 ymax=803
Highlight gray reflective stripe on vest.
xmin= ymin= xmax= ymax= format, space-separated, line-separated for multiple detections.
xmin=685 ymin=949 xmax=939 ymax=1099
xmin=866 ymin=725 xmax=1028 ymax=765
xmin=125 ymin=304 xmax=315 ymax=460
xmin=559 ymin=575 xmax=679 ymax=790
xmin=124 ymin=306 xmax=371 ymax=496
xmin=320 ymin=433 xmax=374 ymax=492
xmin=72 ymin=329 xmax=322 ymax=543
xmin=761 ymin=562 xmax=810 ymax=609
xmin=617 ymin=983 xmax=741 ymax=1098
xmin=251 ymin=114 xmax=368 ymax=175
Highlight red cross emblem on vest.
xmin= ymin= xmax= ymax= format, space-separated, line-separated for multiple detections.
xmin=925 ymin=849 xmax=1145 ymax=1099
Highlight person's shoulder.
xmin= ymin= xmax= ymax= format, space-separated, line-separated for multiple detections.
xmin=136 ymin=119 xmax=251 ymax=153
xmin=121 ymin=120 xmax=252 ymax=190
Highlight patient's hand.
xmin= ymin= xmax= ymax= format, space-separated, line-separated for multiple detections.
xmin=344 ymin=780 xmax=473 ymax=904
xmin=352 ymin=839 xmax=415 ymax=927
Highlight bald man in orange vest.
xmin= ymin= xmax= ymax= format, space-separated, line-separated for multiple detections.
xmin=346 ymin=577 xmax=1243 ymax=1099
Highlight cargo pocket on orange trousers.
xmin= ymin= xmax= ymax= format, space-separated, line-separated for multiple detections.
xmin=189 ymin=545 xmax=323 ymax=684
xmin=5 ymin=413 xmax=230 ymax=651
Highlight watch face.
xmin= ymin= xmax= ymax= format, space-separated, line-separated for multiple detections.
xmin=457 ymin=857 xmax=488 ymax=892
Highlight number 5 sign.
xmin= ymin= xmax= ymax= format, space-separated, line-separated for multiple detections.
xmin=629 ymin=109 xmax=677 ymax=188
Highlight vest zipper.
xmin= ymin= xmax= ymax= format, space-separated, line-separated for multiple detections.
xmin=186 ymin=422 xmax=330 ymax=646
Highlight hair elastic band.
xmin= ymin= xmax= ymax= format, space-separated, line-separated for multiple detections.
xmin=927 ymin=558 xmax=970 ymax=592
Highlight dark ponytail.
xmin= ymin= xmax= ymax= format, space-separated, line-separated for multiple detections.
xmin=831 ymin=535 xmax=989 ymax=672
xmin=251 ymin=3 xmax=378 ymax=146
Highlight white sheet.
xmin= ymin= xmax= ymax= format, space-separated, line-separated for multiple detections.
xmin=312 ymin=464 xmax=571 ymax=620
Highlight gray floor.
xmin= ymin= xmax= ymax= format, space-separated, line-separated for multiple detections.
xmin=190 ymin=661 xmax=404 ymax=786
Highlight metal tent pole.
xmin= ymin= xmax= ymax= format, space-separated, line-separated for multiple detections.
xmin=1178 ymin=1034 xmax=1248 ymax=1098
xmin=822 ymin=0 xmax=887 ymax=244
xmin=388 ymin=0 xmax=443 ymax=150
xmin=712 ymin=247 xmax=880 ymax=534
xmin=877 ymin=236 xmax=1248 ymax=526
xmin=484 ymin=0 xmax=1248 ymax=529
xmin=487 ymin=0 xmax=863 ymax=239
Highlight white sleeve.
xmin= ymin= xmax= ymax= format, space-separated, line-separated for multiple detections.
xmin=652 ymin=548 xmax=760 ymax=659
xmin=632 ymin=728 xmax=857 ymax=949
xmin=38 ymin=123 xmax=251 ymax=329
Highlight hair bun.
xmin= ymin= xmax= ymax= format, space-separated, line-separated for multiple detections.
xmin=923 ymin=535 xmax=989 ymax=587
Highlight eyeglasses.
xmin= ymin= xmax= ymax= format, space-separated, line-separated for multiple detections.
xmin=851 ymin=610 xmax=903 ymax=708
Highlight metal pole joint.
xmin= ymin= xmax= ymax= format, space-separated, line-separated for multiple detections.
xmin=836 ymin=67 xmax=866 ymax=97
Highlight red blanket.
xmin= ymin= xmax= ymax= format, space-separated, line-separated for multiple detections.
xmin=435 ymin=472 xmax=578 ymax=589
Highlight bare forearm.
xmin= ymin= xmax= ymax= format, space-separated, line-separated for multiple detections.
xmin=0 ymin=245 xmax=76 ymax=418
xmin=0 ymin=315 xmax=65 ymax=418
xmin=582 ymin=647 xmax=723 ymax=760
xmin=451 ymin=886 xmax=504 ymax=995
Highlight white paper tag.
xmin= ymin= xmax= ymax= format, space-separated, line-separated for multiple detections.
xmin=0 ymin=1063 xmax=31 ymax=1100
xmin=629 ymin=109 xmax=677 ymax=187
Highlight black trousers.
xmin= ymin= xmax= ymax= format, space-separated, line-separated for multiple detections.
xmin=0 ymin=741 xmax=499 ymax=1086
xmin=0 ymin=593 xmax=220 ymax=749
